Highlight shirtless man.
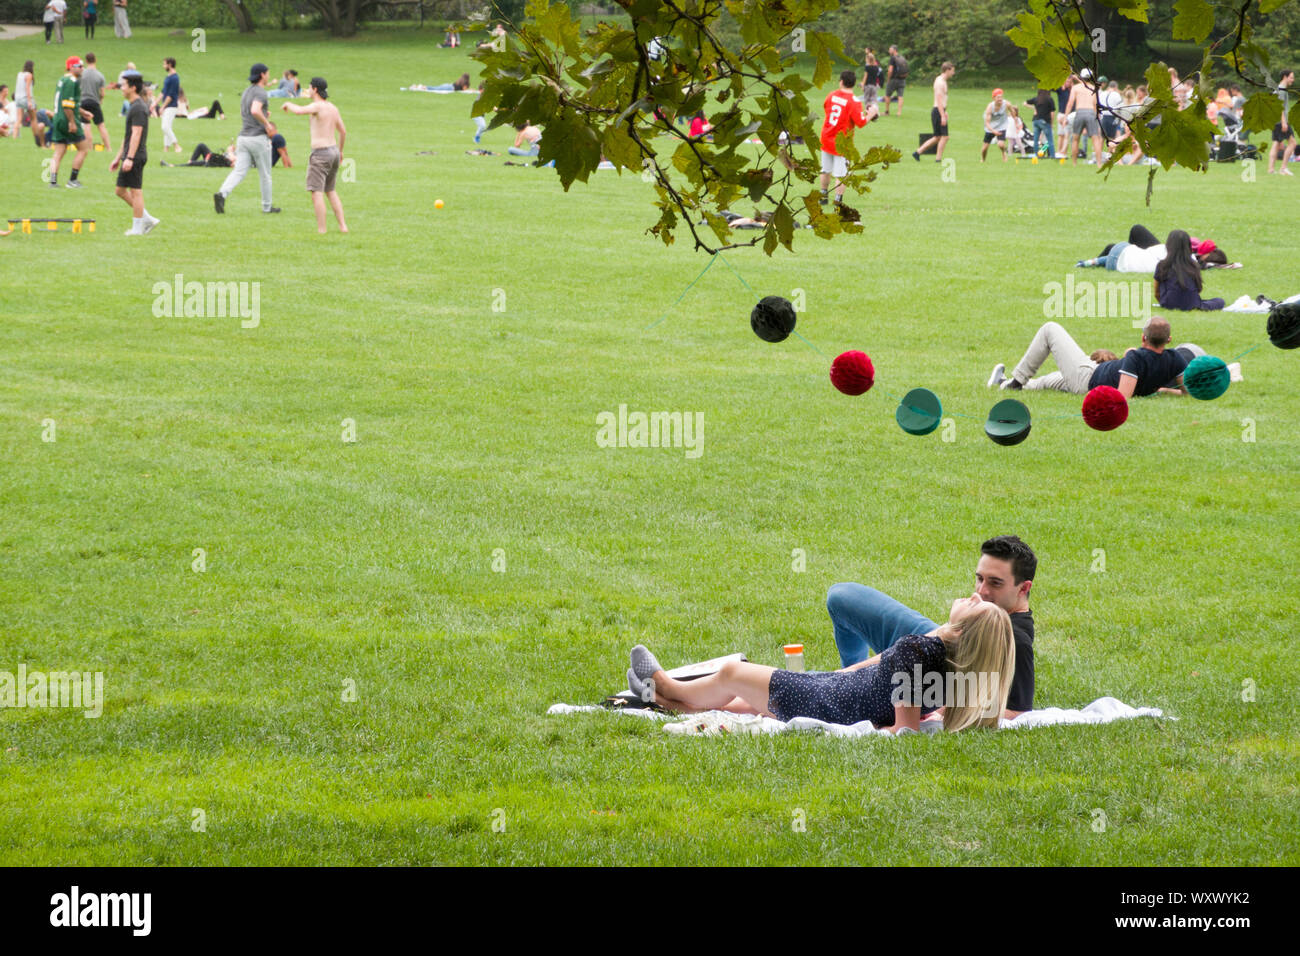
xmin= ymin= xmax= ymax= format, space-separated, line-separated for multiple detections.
xmin=913 ymin=61 xmax=955 ymax=162
xmin=1064 ymin=69 xmax=1104 ymax=166
xmin=281 ymin=76 xmax=347 ymax=234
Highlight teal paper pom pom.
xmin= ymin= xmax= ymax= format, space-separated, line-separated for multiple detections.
xmin=1183 ymin=355 xmax=1230 ymax=401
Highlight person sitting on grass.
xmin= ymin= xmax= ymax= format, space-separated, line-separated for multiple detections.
xmin=509 ymin=120 xmax=541 ymax=156
xmin=1077 ymin=225 xmax=1235 ymax=273
xmin=988 ymin=315 xmax=1188 ymax=396
xmin=1154 ymin=230 xmax=1226 ymax=311
xmin=828 ymin=535 xmax=1037 ymax=719
xmin=624 ymin=597 xmax=1015 ymax=734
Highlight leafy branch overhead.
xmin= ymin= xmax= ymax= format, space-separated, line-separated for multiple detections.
xmin=1009 ymin=0 xmax=1300 ymax=181
xmin=471 ymin=0 xmax=899 ymax=255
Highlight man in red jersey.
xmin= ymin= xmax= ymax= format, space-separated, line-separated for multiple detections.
xmin=820 ymin=70 xmax=876 ymax=206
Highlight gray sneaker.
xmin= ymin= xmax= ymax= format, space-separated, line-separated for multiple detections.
xmin=986 ymin=363 xmax=1006 ymax=388
xmin=66 ymin=179 xmax=84 ymax=189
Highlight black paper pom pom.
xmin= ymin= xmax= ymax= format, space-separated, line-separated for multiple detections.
xmin=1267 ymin=301 xmax=1300 ymax=350
xmin=750 ymin=296 xmax=797 ymax=343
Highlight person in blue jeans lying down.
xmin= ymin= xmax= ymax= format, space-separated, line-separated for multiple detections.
xmin=826 ymin=534 xmax=1037 ymax=719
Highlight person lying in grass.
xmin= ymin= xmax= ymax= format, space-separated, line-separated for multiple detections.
xmin=625 ymin=597 xmax=1015 ymax=733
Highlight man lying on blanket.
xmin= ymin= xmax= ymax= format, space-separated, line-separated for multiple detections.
xmin=827 ymin=534 xmax=1036 ymax=720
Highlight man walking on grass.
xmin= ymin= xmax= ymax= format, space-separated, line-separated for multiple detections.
xmin=214 ymin=63 xmax=281 ymax=215
xmin=913 ymin=61 xmax=955 ymax=162
xmin=48 ymin=56 xmax=91 ymax=188
xmin=281 ymin=77 xmax=348 ymax=233
xmin=110 ymin=72 xmax=159 ymax=235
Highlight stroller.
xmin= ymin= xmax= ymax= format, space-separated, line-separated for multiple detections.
xmin=1212 ymin=109 xmax=1258 ymax=161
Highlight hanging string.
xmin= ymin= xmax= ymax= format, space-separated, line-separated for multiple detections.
xmin=643 ymin=253 xmax=719 ymax=331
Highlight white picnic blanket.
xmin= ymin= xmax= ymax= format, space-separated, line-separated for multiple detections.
xmin=1224 ymin=292 xmax=1300 ymax=313
xmin=547 ymin=696 xmax=1168 ymax=737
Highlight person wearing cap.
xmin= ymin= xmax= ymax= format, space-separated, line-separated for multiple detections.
xmin=987 ymin=316 xmax=1188 ymax=397
xmin=110 ymin=71 xmax=159 ymax=235
xmin=49 ymin=56 xmax=92 ymax=188
xmin=113 ymin=0 xmax=131 ymax=39
xmin=280 ymin=77 xmax=348 ymax=233
xmin=980 ymin=88 xmax=1010 ymax=162
xmin=214 ymin=63 xmax=281 ymax=215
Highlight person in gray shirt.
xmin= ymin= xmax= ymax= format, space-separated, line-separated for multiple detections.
xmin=214 ymin=63 xmax=281 ymax=214
xmin=78 ymin=51 xmax=111 ymax=152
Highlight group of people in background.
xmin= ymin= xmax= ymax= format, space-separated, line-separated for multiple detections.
xmin=5 ymin=51 xmax=347 ymax=235
xmin=42 ymin=0 xmax=130 ymax=43
xmin=860 ymin=45 xmax=1295 ymax=173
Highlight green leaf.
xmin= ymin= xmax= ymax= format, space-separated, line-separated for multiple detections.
xmin=1242 ymin=92 xmax=1283 ymax=132
xmin=772 ymin=202 xmax=796 ymax=251
xmin=1260 ymin=0 xmax=1290 ymax=12
xmin=1172 ymin=0 xmax=1215 ymax=42
xmin=1096 ymin=0 xmax=1149 ymax=24
xmin=1024 ymin=46 xmax=1071 ymax=90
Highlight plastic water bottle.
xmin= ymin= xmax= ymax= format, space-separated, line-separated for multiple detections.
xmin=783 ymin=644 xmax=805 ymax=672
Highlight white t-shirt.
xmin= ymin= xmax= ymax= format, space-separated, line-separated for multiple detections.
xmin=45 ymin=0 xmax=66 ymax=22
xmin=1101 ymin=89 xmax=1123 ymax=110
xmin=1116 ymin=243 xmax=1166 ymax=273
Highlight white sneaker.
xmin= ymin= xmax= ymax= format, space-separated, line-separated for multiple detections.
xmin=124 ymin=227 xmax=145 ymax=235
xmin=1228 ymin=362 xmax=1243 ymax=382
xmin=986 ymin=362 xmax=1006 ymax=388
xmin=142 ymin=217 xmax=160 ymax=234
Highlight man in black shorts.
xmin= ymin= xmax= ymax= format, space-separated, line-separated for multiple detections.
xmin=883 ymin=45 xmax=907 ymax=116
xmin=913 ymin=61 xmax=954 ymax=161
xmin=1268 ymin=69 xmax=1295 ymax=176
xmin=110 ymin=73 xmax=158 ymax=235
xmin=78 ymin=51 xmax=111 ymax=152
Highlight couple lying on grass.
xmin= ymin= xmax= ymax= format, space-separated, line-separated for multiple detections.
xmin=625 ymin=536 xmax=1036 ymax=734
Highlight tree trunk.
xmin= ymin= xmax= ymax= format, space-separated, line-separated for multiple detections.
xmin=217 ymin=0 xmax=257 ymax=33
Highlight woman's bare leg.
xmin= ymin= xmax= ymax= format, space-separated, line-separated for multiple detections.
xmin=650 ymin=660 xmax=775 ymax=713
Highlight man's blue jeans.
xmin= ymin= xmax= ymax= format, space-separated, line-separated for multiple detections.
xmin=1031 ymin=118 xmax=1055 ymax=158
xmin=826 ymin=583 xmax=938 ymax=667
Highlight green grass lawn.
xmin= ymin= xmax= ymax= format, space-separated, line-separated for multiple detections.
xmin=1 ymin=27 xmax=1297 ymax=866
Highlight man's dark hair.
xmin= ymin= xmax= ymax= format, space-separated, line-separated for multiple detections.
xmin=125 ymin=74 xmax=144 ymax=94
xmin=1281 ymin=69 xmax=1294 ymax=82
xmin=840 ymin=70 xmax=856 ymax=88
xmin=85 ymin=52 xmax=96 ymax=64
xmin=981 ymin=535 xmax=1036 ymax=583
xmin=165 ymin=57 xmax=177 ymax=69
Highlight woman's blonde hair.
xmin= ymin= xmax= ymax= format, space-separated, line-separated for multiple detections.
xmin=936 ymin=601 xmax=1015 ymax=732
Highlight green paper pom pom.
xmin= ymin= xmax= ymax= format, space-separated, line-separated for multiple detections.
xmin=1183 ymin=355 xmax=1230 ymax=401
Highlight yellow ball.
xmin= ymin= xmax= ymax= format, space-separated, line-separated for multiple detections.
xmin=434 ymin=199 xmax=444 ymax=209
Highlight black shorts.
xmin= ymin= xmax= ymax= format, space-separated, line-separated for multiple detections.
xmin=1273 ymin=122 xmax=1294 ymax=143
xmin=885 ymin=77 xmax=906 ymax=97
xmin=983 ymin=129 xmax=1006 ymax=144
xmin=116 ymin=156 xmax=145 ymax=189
xmin=931 ymin=107 xmax=948 ymax=137
xmin=80 ymin=99 xmax=104 ymax=125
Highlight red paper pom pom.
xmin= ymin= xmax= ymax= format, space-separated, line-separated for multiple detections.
xmin=1082 ymin=385 xmax=1129 ymax=431
xmin=830 ymin=350 xmax=875 ymax=395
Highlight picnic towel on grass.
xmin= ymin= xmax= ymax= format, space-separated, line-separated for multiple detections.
xmin=547 ymin=696 xmax=1168 ymax=737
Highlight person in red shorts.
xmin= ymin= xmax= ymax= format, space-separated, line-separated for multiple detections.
xmin=819 ymin=70 xmax=876 ymax=206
